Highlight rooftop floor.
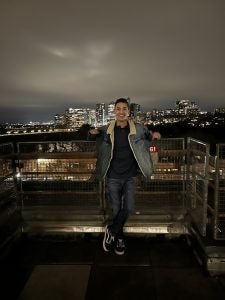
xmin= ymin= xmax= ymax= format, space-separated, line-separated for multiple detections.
xmin=1 ymin=234 xmax=225 ymax=300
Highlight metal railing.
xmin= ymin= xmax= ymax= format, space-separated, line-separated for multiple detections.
xmin=186 ymin=138 xmax=210 ymax=236
xmin=208 ymin=144 xmax=225 ymax=240
xmin=14 ymin=139 xmax=191 ymax=234
xmin=0 ymin=138 xmax=212 ymax=236
xmin=0 ymin=143 xmax=20 ymax=249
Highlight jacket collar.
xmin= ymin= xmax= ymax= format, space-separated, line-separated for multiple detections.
xmin=107 ymin=119 xmax=136 ymax=135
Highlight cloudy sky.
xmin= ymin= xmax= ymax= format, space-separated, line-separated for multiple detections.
xmin=1 ymin=0 xmax=225 ymax=122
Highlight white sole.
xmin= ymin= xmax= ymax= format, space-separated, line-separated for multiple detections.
xmin=103 ymin=226 xmax=110 ymax=252
xmin=114 ymin=250 xmax=125 ymax=255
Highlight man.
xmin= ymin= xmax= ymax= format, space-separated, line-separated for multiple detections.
xmin=88 ymin=98 xmax=160 ymax=255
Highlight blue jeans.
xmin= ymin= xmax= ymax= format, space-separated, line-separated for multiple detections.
xmin=106 ymin=177 xmax=136 ymax=238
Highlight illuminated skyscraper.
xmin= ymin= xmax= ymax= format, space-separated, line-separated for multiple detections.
xmin=176 ymin=99 xmax=200 ymax=115
xmin=65 ymin=108 xmax=89 ymax=128
xmin=107 ymin=101 xmax=115 ymax=122
xmin=130 ymin=103 xmax=141 ymax=118
xmin=96 ymin=103 xmax=106 ymax=126
xmin=87 ymin=109 xmax=97 ymax=127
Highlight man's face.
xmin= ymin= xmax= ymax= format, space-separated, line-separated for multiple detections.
xmin=114 ymin=102 xmax=130 ymax=122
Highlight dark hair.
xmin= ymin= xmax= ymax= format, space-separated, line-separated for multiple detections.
xmin=115 ymin=98 xmax=129 ymax=108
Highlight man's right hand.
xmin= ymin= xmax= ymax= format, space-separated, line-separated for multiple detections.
xmin=151 ymin=131 xmax=161 ymax=140
xmin=89 ymin=128 xmax=100 ymax=135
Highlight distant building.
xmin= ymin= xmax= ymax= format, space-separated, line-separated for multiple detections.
xmin=107 ymin=101 xmax=115 ymax=122
xmin=96 ymin=103 xmax=106 ymax=126
xmin=55 ymin=114 xmax=66 ymax=126
xmin=64 ymin=108 xmax=89 ymax=128
xmin=130 ymin=103 xmax=141 ymax=118
xmin=87 ymin=109 xmax=97 ymax=127
xmin=176 ymin=99 xmax=200 ymax=116
xmin=215 ymin=107 xmax=225 ymax=114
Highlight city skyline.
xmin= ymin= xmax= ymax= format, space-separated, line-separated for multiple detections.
xmin=1 ymin=0 xmax=225 ymax=123
xmin=2 ymin=99 xmax=222 ymax=126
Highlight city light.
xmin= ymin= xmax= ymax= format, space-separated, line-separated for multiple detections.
xmin=0 ymin=99 xmax=225 ymax=135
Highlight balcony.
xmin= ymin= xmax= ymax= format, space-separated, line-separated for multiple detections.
xmin=1 ymin=138 xmax=225 ymax=275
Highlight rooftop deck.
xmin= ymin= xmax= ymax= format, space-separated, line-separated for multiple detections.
xmin=1 ymin=138 xmax=225 ymax=298
xmin=1 ymin=234 xmax=225 ymax=300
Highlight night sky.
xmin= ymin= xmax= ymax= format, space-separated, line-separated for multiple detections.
xmin=1 ymin=0 xmax=225 ymax=123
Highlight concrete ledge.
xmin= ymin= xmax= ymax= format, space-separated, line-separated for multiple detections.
xmin=22 ymin=222 xmax=189 ymax=235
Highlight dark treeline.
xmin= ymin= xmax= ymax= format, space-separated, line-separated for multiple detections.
xmin=1 ymin=122 xmax=225 ymax=155
xmin=150 ymin=121 xmax=225 ymax=155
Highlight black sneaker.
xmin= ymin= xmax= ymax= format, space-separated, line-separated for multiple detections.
xmin=103 ymin=225 xmax=114 ymax=252
xmin=114 ymin=238 xmax=126 ymax=255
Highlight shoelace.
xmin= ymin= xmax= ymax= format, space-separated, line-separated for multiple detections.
xmin=117 ymin=239 xmax=125 ymax=248
xmin=106 ymin=232 xmax=114 ymax=243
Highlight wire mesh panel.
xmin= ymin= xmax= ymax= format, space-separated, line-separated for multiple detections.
xmin=0 ymin=156 xmax=15 ymax=209
xmin=187 ymin=138 xmax=210 ymax=236
xmin=104 ymin=138 xmax=187 ymax=231
xmin=16 ymin=141 xmax=103 ymax=231
xmin=212 ymin=144 xmax=225 ymax=240
xmin=207 ymin=155 xmax=216 ymax=225
xmin=0 ymin=143 xmax=16 ymax=204
xmin=0 ymin=143 xmax=20 ymax=247
xmin=135 ymin=138 xmax=186 ymax=215
xmin=0 ymin=143 xmax=14 ymax=156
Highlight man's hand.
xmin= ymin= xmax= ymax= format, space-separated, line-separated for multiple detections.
xmin=89 ymin=128 xmax=100 ymax=135
xmin=151 ymin=131 xmax=161 ymax=140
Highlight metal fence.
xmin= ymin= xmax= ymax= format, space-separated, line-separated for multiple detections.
xmin=103 ymin=138 xmax=188 ymax=233
xmin=15 ymin=139 xmax=191 ymax=234
xmin=0 ymin=139 xmax=212 ymax=235
xmin=0 ymin=143 xmax=20 ymax=248
xmin=186 ymin=138 xmax=210 ymax=236
xmin=16 ymin=141 xmax=103 ymax=232
xmin=208 ymin=144 xmax=225 ymax=240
